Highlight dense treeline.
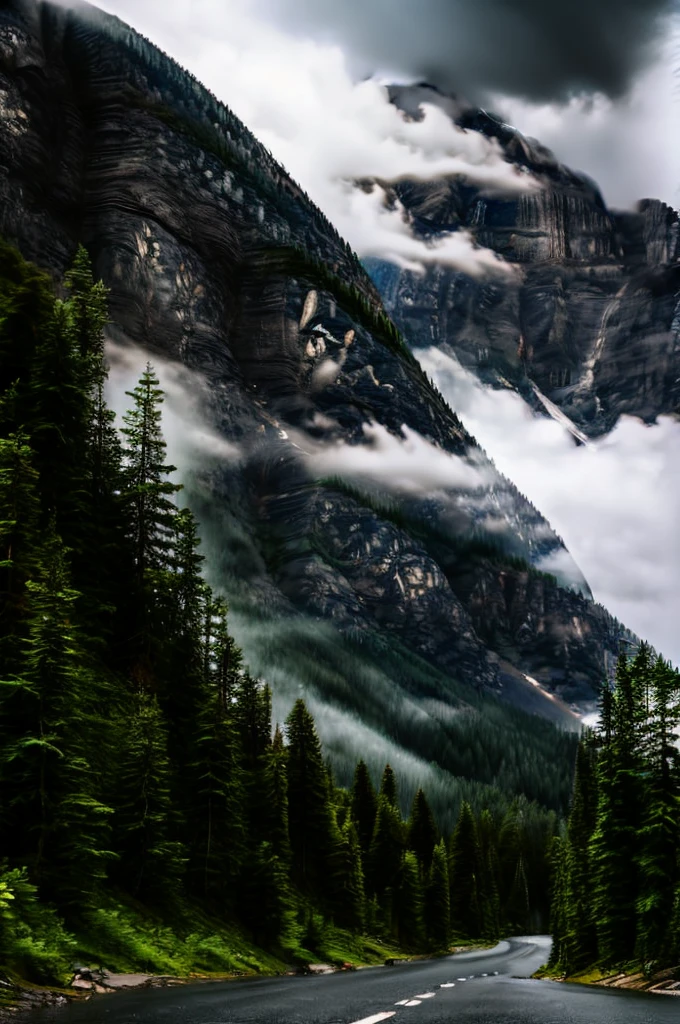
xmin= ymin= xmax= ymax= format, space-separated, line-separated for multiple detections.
xmin=550 ymin=646 xmax=680 ymax=975
xmin=0 ymin=242 xmax=555 ymax=984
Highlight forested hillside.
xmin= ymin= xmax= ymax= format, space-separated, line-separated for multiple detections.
xmin=0 ymin=0 xmax=629 ymax=780
xmin=550 ymin=646 xmax=680 ymax=976
xmin=0 ymin=242 xmax=561 ymax=989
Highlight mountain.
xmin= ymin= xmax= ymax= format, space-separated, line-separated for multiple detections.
xmin=0 ymin=0 xmax=629 ymax=812
xmin=367 ymin=82 xmax=680 ymax=439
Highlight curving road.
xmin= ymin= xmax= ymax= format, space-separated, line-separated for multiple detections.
xmin=29 ymin=937 xmax=679 ymax=1023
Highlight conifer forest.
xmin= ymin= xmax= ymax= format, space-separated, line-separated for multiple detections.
xmin=1 ymin=0 xmax=680 ymax=1017
xmin=0 ymin=243 xmax=558 ymax=987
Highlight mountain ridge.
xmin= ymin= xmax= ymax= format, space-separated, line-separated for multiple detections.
xmin=0 ymin=0 xmax=632 ymax=804
xmin=369 ymin=82 xmax=680 ymax=438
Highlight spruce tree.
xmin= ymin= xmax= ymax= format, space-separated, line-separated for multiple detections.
xmin=121 ymin=363 xmax=180 ymax=579
xmin=0 ymin=432 xmax=41 ymax=671
xmin=120 ymin=364 xmax=181 ymax=685
xmin=350 ymin=760 xmax=377 ymax=861
xmin=393 ymin=850 xmax=423 ymax=948
xmin=408 ymin=788 xmax=438 ymax=875
xmin=328 ymin=819 xmax=365 ymax=932
xmin=424 ymin=839 xmax=450 ymax=950
xmin=1 ymin=524 xmax=114 ymax=902
xmin=590 ymin=659 xmax=640 ymax=965
xmin=379 ymin=764 xmax=398 ymax=808
xmin=285 ymin=700 xmax=335 ymax=900
xmin=367 ymin=794 xmax=404 ymax=929
xmin=563 ymin=736 xmax=598 ymax=969
xmin=113 ymin=691 xmax=185 ymax=902
xmin=449 ymin=802 xmax=481 ymax=938
xmin=476 ymin=808 xmax=501 ymax=940
xmin=635 ymin=657 xmax=680 ymax=964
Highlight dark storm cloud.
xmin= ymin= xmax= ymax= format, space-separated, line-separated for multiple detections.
xmin=257 ymin=0 xmax=676 ymax=101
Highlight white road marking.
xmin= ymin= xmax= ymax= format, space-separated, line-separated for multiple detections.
xmin=440 ymin=983 xmax=456 ymax=988
xmin=414 ymin=993 xmax=436 ymax=998
xmin=349 ymin=1014 xmax=396 ymax=1024
xmin=494 ymin=971 xmax=499 ymax=975
xmin=457 ymin=977 xmax=467 ymax=981
xmin=394 ymin=1000 xmax=409 ymax=1006
xmin=404 ymin=1000 xmax=422 ymax=1007
xmin=482 ymin=973 xmax=488 ymax=977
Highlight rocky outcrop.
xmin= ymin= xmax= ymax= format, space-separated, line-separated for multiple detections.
xmin=371 ymin=84 xmax=680 ymax=437
xmin=0 ymin=2 xmax=627 ymax=781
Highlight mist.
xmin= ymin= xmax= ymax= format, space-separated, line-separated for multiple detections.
xmin=419 ymin=347 xmax=680 ymax=666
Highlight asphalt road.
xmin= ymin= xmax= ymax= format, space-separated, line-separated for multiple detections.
xmin=28 ymin=937 xmax=680 ymax=1023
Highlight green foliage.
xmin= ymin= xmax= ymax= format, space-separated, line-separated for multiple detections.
xmin=424 ymin=840 xmax=450 ymax=949
xmin=551 ymin=649 xmax=680 ymax=974
xmin=0 ymin=866 xmax=74 ymax=984
xmin=449 ymin=802 xmax=481 ymax=938
xmin=350 ymin=759 xmax=377 ymax=860
xmin=0 ymin=241 xmax=563 ymax=990
xmin=408 ymin=789 xmax=439 ymax=874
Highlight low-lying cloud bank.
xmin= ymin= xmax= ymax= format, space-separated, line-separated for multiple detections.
xmin=302 ymin=419 xmax=491 ymax=495
xmin=98 ymin=0 xmax=529 ymax=275
xmin=419 ymin=346 xmax=680 ymax=665
xmin=105 ymin=342 xmax=240 ymax=473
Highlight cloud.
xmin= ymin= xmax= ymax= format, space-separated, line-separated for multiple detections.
xmin=302 ymin=419 xmax=491 ymax=494
xmin=96 ymin=0 xmax=527 ymax=274
xmin=256 ymin=0 xmax=675 ymax=103
xmin=490 ymin=17 xmax=680 ymax=209
xmin=340 ymin=185 xmax=518 ymax=274
xmin=419 ymin=346 xmax=680 ymax=665
xmin=105 ymin=342 xmax=241 ymax=471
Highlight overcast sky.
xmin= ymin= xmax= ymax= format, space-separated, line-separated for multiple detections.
xmin=96 ymin=0 xmax=680 ymax=662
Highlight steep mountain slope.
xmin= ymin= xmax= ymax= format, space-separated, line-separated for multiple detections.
xmin=0 ymin=0 xmax=627 ymax=805
xmin=368 ymin=83 xmax=680 ymax=438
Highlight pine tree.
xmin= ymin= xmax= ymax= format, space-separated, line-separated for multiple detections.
xmin=590 ymin=658 xmax=640 ymax=965
xmin=266 ymin=725 xmax=291 ymax=863
xmin=121 ymin=363 xmax=180 ymax=579
xmin=367 ymin=794 xmax=404 ymax=930
xmin=379 ymin=764 xmax=398 ymax=808
xmin=285 ymin=700 xmax=335 ymax=901
xmin=0 ymin=432 xmax=41 ymax=671
xmin=328 ymin=819 xmax=365 ymax=932
xmin=113 ymin=691 xmax=185 ymax=901
xmin=424 ymin=839 xmax=450 ymax=950
xmin=408 ymin=788 xmax=438 ymax=875
xmin=120 ymin=364 xmax=181 ymax=685
xmin=476 ymin=809 xmax=501 ymax=940
xmin=350 ymin=760 xmax=377 ymax=861
xmin=0 ymin=524 xmax=114 ymax=902
xmin=184 ymin=608 xmax=245 ymax=905
xmin=561 ymin=736 xmax=598 ymax=969
xmin=393 ymin=850 xmax=423 ymax=948
xmin=449 ymin=802 xmax=481 ymax=938
xmin=635 ymin=657 xmax=680 ymax=965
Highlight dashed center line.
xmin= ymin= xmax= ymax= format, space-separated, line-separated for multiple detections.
xmin=349 ymin=1013 xmax=396 ymax=1024
xmin=353 ymin=965 xmax=500 ymax=1022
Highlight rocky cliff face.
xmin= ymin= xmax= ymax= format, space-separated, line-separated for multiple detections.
xmin=371 ymin=83 xmax=680 ymax=437
xmin=0 ymin=2 xmax=626 ymax=785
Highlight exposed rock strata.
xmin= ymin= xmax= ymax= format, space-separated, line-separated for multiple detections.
xmin=371 ymin=84 xmax=680 ymax=437
xmin=0 ymin=2 xmax=627 ymax=767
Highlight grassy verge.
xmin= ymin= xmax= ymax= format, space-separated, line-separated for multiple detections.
xmin=534 ymin=961 xmax=680 ymax=994
xmin=0 ymin=896 xmax=439 ymax=1015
